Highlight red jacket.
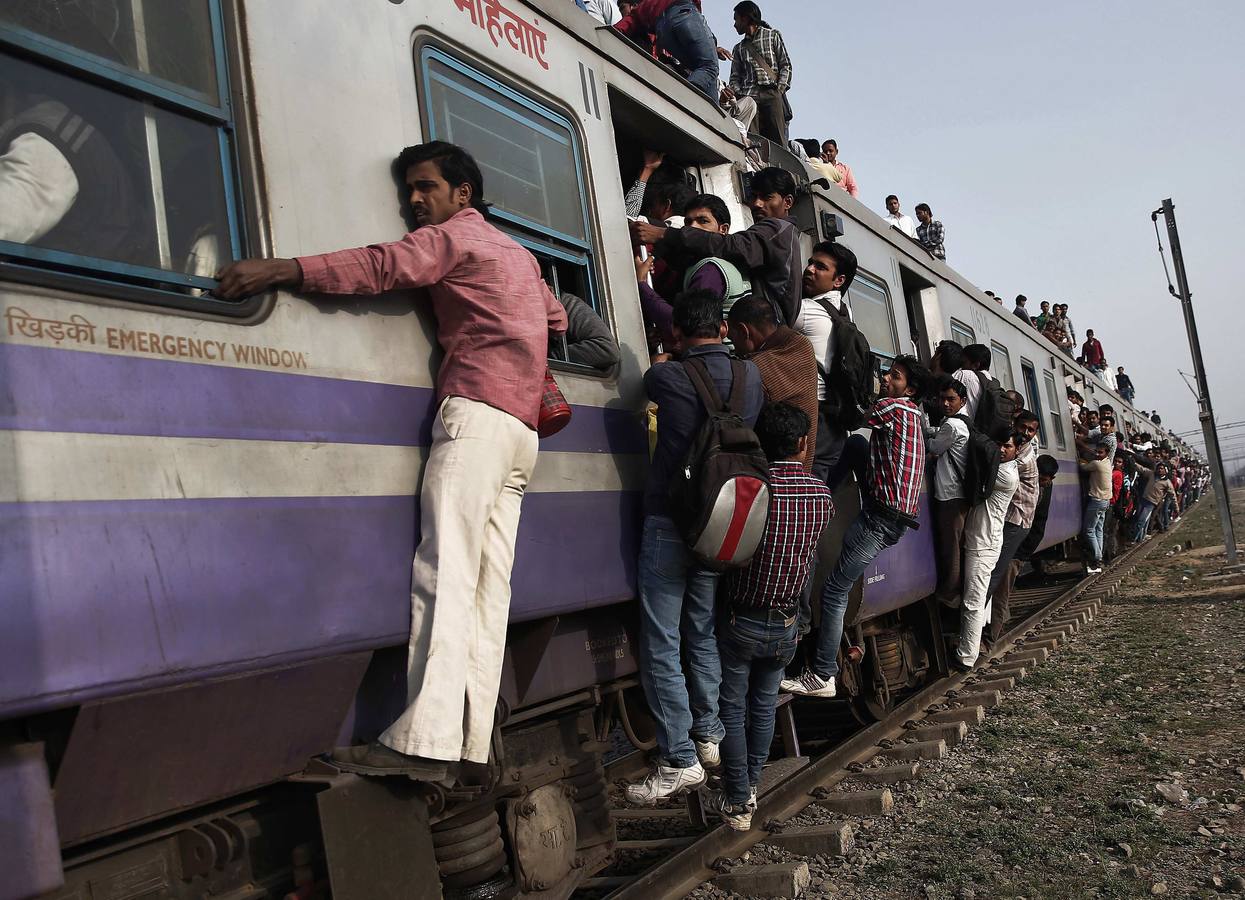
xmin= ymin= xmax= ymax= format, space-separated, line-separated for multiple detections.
xmin=1082 ymin=337 xmax=1105 ymax=366
xmin=615 ymin=0 xmax=702 ymax=37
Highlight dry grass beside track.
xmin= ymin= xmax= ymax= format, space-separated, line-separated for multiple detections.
xmin=691 ymin=490 xmax=1245 ymax=900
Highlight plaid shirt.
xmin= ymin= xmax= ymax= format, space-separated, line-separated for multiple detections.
xmin=724 ymin=462 xmax=832 ymax=613
xmin=916 ymin=220 xmax=945 ymax=259
xmin=729 ymin=26 xmax=792 ymax=96
xmin=866 ymin=397 xmax=926 ymax=518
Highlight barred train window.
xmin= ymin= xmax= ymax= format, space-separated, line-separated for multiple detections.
xmin=949 ymin=317 xmax=975 ymax=348
xmin=0 ymin=1 xmax=248 ymax=313
xmin=1020 ymin=358 xmax=1048 ymax=448
xmin=1043 ymin=370 xmax=1067 ymax=450
xmin=990 ymin=341 xmax=1016 ymax=391
xmin=418 ymin=45 xmax=601 ymax=360
xmin=846 ymin=271 xmax=898 ymax=361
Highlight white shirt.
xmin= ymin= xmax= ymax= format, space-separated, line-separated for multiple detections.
xmin=0 ymin=132 xmax=79 ymax=244
xmin=964 ymin=459 xmax=1019 ymax=552
xmin=928 ymin=415 xmax=971 ymax=501
xmin=794 ymin=290 xmax=852 ymax=402
xmin=953 ymin=368 xmax=991 ymax=421
xmin=885 ymin=212 xmax=916 ymax=238
xmin=582 ymin=0 xmax=620 ymax=24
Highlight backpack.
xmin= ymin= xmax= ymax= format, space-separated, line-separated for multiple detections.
xmin=953 ymin=414 xmax=1002 ymax=506
xmin=973 ymin=371 xmax=1017 ymax=441
xmin=683 ymin=257 xmax=750 ymax=318
xmin=815 ymin=298 xmax=876 ymax=432
xmin=667 ymin=358 xmax=771 ymax=570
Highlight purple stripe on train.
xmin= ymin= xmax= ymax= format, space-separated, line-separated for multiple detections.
xmin=0 ymin=491 xmax=640 ymax=717
xmin=0 ymin=342 xmax=647 ymax=454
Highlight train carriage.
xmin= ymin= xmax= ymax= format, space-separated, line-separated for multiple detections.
xmin=0 ymin=1 xmax=1189 ymax=897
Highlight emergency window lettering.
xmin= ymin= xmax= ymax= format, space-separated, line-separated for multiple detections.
xmin=4 ymin=305 xmax=307 ymax=370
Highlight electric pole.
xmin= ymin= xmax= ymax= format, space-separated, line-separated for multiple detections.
xmin=1152 ymin=199 xmax=1239 ymax=567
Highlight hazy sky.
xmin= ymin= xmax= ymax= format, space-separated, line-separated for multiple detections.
xmin=703 ymin=1 xmax=1245 ymax=468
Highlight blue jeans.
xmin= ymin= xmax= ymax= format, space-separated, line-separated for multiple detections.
xmin=813 ymin=504 xmax=907 ymax=679
xmin=637 ymin=515 xmax=724 ymax=768
xmin=1081 ymin=497 xmax=1109 ymax=563
xmin=1157 ymin=496 xmax=1174 ymax=531
xmin=717 ymin=608 xmax=798 ymax=805
xmin=1133 ymin=500 xmax=1156 ymax=541
xmin=655 ymin=1 xmax=720 ymax=104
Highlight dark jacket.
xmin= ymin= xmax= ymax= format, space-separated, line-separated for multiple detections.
xmin=644 ymin=344 xmax=764 ymax=518
xmin=559 ymin=293 xmax=620 ymax=370
xmin=655 ymin=215 xmax=803 ymax=327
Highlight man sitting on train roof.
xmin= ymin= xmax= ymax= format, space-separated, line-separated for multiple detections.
xmin=613 ymin=0 xmax=720 ymax=105
xmin=782 ymin=356 xmax=930 ymax=699
xmin=821 ymin=140 xmax=859 ymax=199
xmin=882 ymin=195 xmax=917 ymax=239
xmin=624 ymin=290 xmax=765 ymax=805
xmin=214 ymin=140 xmax=568 ymax=784
xmin=914 ymin=203 xmax=946 ymax=260
xmin=631 ymin=167 xmax=804 ymax=328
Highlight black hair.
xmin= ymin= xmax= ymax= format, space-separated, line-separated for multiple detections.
xmin=396 ymin=141 xmax=486 ymax=210
xmin=938 ymin=375 xmax=967 ymax=400
xmin=891 ymin=354 xmax=931 ymax=401
xmin=1006 ymin=390 xmax=1025 ymax=411
xmin=683 ymin=193 xmax=731 ymax=228
xmin=810 ymin=240 xmax=858 ymax=293
xmin=1015 ymin=294 xmax=1027 ymax=305
xmin=934 ymin=340 xmax=964 ymax=373
xmin=672 ymin=288 xmax=726 ymax=340
xmin=823 ymin=139 xmax=838 ymax=149
xmin=797 ymin=138 xmax=822 ymax=158
xmin=1037 ymin=454 xmax=1060 ymax=477
xmin=750 ymin=167 xmax=797 ymax=201
xmin=727 ymin=293 xmax=777 ymax=327
xmin=885 ymin=194 xmax=899 ymax=204
xmin=914 ymin=202 xmax=932 ymax=216
xmin=643 ymin=173 xmax=695 ymax=221
xmin=1014 ymin=409 xmax=1040 ymax=427
xmin=734 ymin=1 xmax=763 ymax=24
xmin=756 ymin=402 xmax=809 ymax=462
xmin=962 ymin=343 xmax=992 ymax=371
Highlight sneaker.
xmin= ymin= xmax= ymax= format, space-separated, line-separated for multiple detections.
xmin=694 ymin=738 xmax=721 ymax=769
xmin=700 ymin=787 xmax=753 ymax=831
xmin=624 ymin=762 xmax=706 ymax=806
xmin=748 ymin=786 xmax=758 ymax=811
xmin=780 ymin=670 xmax=837 ymax=698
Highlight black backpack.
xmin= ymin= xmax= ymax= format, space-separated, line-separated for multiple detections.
xmin=953 ymin=414 xmax=1002 ymax=506
xmin=973 ymin=371 xmax=1017 ymax=441
xmin=668 ymin=358 xmax=771 ymax=571
xmin=816 ymin=298 xmax=876 ymax=432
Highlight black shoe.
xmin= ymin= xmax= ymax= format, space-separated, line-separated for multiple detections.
xmin=331 ymin=742 xmax=450 ymax=781
xmin=949 ymin=659 xmax=973 ymax=673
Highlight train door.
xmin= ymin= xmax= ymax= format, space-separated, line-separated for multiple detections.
xmin=897 ymin=265 xmax=936 ymax=362
xmin=1021 ymin=357 xmax=1048 ymax=448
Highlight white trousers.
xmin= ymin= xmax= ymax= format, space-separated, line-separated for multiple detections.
xmin=957 ymin=547 xmax=1002 ymax=667
xmin=731 ymin=95 xmax=758 ymax=135
xmin=379 ymin=397 xmax=538 ymax=763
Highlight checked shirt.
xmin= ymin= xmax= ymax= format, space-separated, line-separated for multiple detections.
xmin=916 ymin=220 xmax=945 ymax=259
xmin=729 ymin=26 xmax=792 ymax=96
xmin=724 ymin=461 xmax=833 ymax=613
xmin=866 ymin=397 xmax=926 ymax=518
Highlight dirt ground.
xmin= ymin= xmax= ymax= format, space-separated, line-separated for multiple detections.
xmin=710 ymin=489 xmax=1245 ymax=899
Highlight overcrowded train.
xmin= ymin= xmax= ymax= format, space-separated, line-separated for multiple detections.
xmin=0 ymin=1 xmax=1194 ymax=897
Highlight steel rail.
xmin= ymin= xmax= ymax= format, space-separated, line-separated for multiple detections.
xmin=601 ymin=522 xmax=1187 ymax=900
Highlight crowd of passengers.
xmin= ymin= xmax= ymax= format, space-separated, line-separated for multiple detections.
xmin=205 ymin=0 xmax=1206 ymax=838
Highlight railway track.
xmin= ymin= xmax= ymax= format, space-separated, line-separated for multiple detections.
xmin=578 ymin=525 xmax=1187 ymax=900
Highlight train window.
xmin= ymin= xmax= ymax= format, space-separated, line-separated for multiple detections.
xmin=419 ymin=47 xmax=599 ymax=315
xmin=949 ymin=317 xmax=975 ymax=348
xmin=847 ymin=271 xmax=899 ymax=361
xmin=1043 ymin=370 xmax=1067 ymax=450
xmin=0 ymin=1 xmax=249 ymax=314
xmin=1020 ymin=359 xmax=1048 ymax=447
xmin=990 ymin=341 xmax=1016 ymax=391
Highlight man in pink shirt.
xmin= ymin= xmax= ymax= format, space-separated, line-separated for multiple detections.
xmin=820 ymin=139 xmax=859 ymax=199
xmin=216 ymin=141 xmax=568 ymax=782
